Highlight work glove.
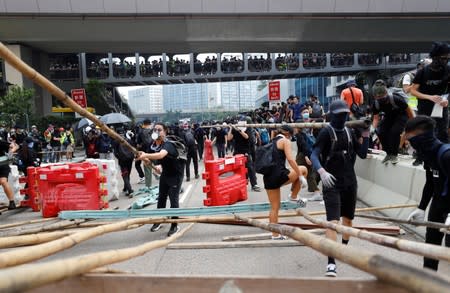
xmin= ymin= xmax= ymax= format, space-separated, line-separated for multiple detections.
xmin=440 ymin=213 xmax=450 ymax=234
xmin=318 ymin=168 xmax=336 ymax=189
xmin=407 ymin=208 xmax=425 ymax=222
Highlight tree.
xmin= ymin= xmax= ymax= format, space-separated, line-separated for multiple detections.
xmin=85 ymin=79 xmax=112 ymax=115
xmin=0 ymin=86 xmax=34 ymax=127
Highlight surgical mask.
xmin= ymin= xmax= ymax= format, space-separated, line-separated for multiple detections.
xmin=330 ymin=113 xmax=348 ymax=130
xmin=302 ymin=113 xmax=310 ymax=120
xmin=151 ymin=132 xmax=159 ymax=140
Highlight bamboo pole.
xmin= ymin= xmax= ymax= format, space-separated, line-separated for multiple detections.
xmin=0 ymin=219 xmax=86 ymax=237
xmin=235 ymin=215 xmax=450 ymax=293
xmin=201 ymin=119 xmax=371 ymax=129
xmin=0 ymin=231 xmax=74 ymax=249
xmin=0 ymin=218 xmax=57 ymax=231
xmin=298 ymin=209 xmax=450 ymax=263
xmin=167 ymin=239 xmax=303 ymax=249
xmin=0 ymin=42 xmax=137 ymax=156
xmin=0 ymin=223 xmax=194 ymax=293
xmin=355 ymin=214 xmax=450 ymax=230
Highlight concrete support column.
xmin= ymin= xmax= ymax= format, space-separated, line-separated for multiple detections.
xmin=217 ymin=53 xmax=222 ymax=73
xmin=189 ymin=53 xmax=195 ymax=75
xmin=298 ymin=53 xmax=304 ymax=70
xmin=135 ymin=53 xmax=140 ymax=77
xmin=162 ymin=53 xmax=168 ymax=76
xmin=354 ymin=53 xmax=359 ymax=66
xmin=108 ymin=53 xmax=113 ymax=79
xmin=326 ymin=53 xmax=331 ymax=67
xmin=243 ymin=53 xmax=249 ymax=73
xmin=81 ymin=53 xmax=88 ymax=81
xmin=271 ymin=53 xmax=276 ymax=73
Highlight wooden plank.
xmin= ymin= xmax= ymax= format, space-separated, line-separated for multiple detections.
xmin=222 ymin=229 xmax=325 ymax=242
xmin=167 ymin=240 xmax=304 ymax=250
xmin=27 ymin=275 xmax=410 ymax=293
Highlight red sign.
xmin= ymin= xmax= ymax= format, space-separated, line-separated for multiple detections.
xmin=268 ymin=81 xmax=280 ymax=101
xmin=71 ymin=88 xmax=87 ymax=108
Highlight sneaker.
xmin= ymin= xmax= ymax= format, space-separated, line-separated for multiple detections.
xmin=381 ymin=155 xmax=391 ymax=164
xmin=167 ymin=225 xmax=180 ymax=237
xmin=186 ymin=177 xmax=190 ymax=182
xmin=271 ymin=235 xmax=288 ymax=240
xmin=325 ymin=264 xmax=337 ymax=277
xmin=251 ymin=185 xmax=262 ymax=192
xmin=390 ymin=156 xmax=399 ymax=165
xmin=309 ymin=191 xmax=323 ymax=202
xmin=288 ymin=194 xmax=299 ymax=201
xmin=300 ymin=176 xmax=308 ymax=189
xmin=412 ymin=158 xmax=423 ymax=166
xmin=8 ymin=201 xmax=16 ymax=210
xmin=195 ymin=174 xmax=200 ymax=179
xmin=150 ymin=224 xmax=162 ymax=232
xmin=138 ymin=177 xmax=145 ymax=184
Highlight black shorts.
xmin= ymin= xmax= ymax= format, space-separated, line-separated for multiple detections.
xmin=0 ymin=165 xmax=10 ymax=179
xmin=263 ymin=168 xmax=290 ymax=190
xmin=323 ymin=185 xmax=357 ymax=221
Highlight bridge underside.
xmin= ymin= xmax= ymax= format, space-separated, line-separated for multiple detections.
xmin=0 ymin=15 xmax=449 ymax=53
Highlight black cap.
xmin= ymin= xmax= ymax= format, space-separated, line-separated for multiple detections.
xmin=280 ymin=124 xmax=294 ymax=136
xmin=329 ymin=100 xmax=350 ymax=114
xmin=143 ymin=118 xmax=151 ymax=125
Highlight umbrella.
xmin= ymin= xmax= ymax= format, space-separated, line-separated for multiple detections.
xmin=100 ymin=113 xmax=131 ymax=125
xmin=77 ymin=115 xmax=100 ymax=129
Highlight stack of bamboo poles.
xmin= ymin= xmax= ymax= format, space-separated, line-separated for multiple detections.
xmin=1 ymin=42 xmax=450 ymax=293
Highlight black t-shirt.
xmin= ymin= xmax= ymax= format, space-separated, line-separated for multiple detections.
xmin=160 ymin=140 xmax=184 ymax=177
xmin=215 ymin=129 xmax=227 ymax=145
xmin=413 ymin=65 xmax=450 ymax=115
xmin=314 ymin=128 xmax=360 ymax=188
xmin=232 ymin=128 xmax=250 ymax=155
xmin=0 ymin=140 xmax=10 ymax=156
xmin=372 ymin=93 xmax=408 ymax=120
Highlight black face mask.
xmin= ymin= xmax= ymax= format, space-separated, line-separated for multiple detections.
xmin=409 ymin=131 xmax=443 ymax=168
xmin=330 ymin=113 xmax=348 ymax=130
xmin=431 ymin=57 xmax=448 ymax=71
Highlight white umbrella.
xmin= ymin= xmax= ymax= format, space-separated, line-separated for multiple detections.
xmin=77 ymin=115 xmax=100 ymax=129
xmin=100 ymin=113 xmax=131 ymax=125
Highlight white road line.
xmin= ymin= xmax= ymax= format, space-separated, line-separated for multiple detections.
xmin=180 ymin=184 xmax=192 ymax=204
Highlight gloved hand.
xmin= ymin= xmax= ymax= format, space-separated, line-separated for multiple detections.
xmin=407 ymin=208 xmax=425 ymax=222
xmin=318 ymin=168 xmax=336 ymax=188
xmin=440 ymin=213 xmax=450 ymax=234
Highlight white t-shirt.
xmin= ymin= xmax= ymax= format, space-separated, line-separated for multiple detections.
xmin=402 ymin=73 xmax=412 ymax=86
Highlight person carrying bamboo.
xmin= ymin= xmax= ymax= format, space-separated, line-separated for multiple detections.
xmin=311 ymin=100 xmax=369 ymax=277
xmin=405 ymin=116 xmax=450 ymax=271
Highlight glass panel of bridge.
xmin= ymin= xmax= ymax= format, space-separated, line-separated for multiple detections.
xmin=274 ymin=53 xmax=299 ymax=71
xmin=303 ymin=53 xmax=326 ymax=69
xmin=331 ymin=53 xmax=354 ymax=67
xmin=248 ymin=53 xmax=271 ymax=72
xmin=140 ymin=54 xmax=163 ymax=77
xmin=168 ymin=54 xmax=190 ymax=76
xmin=194 ymin=53 xmax=217 ymax=75
xmin=387 ymin=53 xmax=416 ymax=65
xmin=49 ymin=54 xmax=80 ymax=80
xmin=112 ymin=54 xmax=137 ymax=78
xmin=86 ymin=54 xmax=109 ymax=79
xmin=358 ymin=53 xmax=382 ymax=66
xmin=221 ymin=53 xmax=244 ymax=74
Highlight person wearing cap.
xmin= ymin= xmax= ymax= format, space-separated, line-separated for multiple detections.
xmin=263 ymin=124 xmax=308 ymax=240
xmin=371 ymin=79 xmax=415 ymax=164
xmin=340 ymin=79 xmax=364 ymax=118
xmin=311 ymin=100 xmax=369 ymax=277
xmin=410 ymin=41 xmax=450 ymax=143
xmin=227 ymin=117 xmax=262 ymax=192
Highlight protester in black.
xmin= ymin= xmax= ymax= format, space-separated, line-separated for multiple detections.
xmin=212 ymin=125 xmax=227 ymax=158
xmin=194 ymin=123 xmax=205 ymax=161
xmin=181 ymin=122 xmax=199 ymax=181
xmin=311 ymin=100 xmax=369 ymax=277
xmin=410 ymin=42 xmax=450 ymax=143
xmin=405 ymin=116 xmax=450 ymax=271
xmin=0 ymin=138 xmax=18 ymax=210
xmin=137 ymin=122 xmax=185 ymax=237
xmin=113 ymin=130 xmax=135 ymax=197
xmin=371 ymin=80 xmax=415 ymax=164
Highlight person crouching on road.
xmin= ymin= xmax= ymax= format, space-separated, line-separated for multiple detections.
xmin=405 ymin=116 xmax=450 ymax=271
xmin=264 ymin=124 xmax=308 ymax=240
xmin=311 ymin=100 xmax=369 ymax=278
xmin=137 ymin=122 xmax=185 ymax=237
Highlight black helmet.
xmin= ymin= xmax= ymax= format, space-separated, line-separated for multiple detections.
xmin=280 ymin=124 xmax=294 ymax=136
xmin=329 ymin=100 xmax=350 ymax=114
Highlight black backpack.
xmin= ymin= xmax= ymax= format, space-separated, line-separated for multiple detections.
xmin=183 ymin=129 xmax=196 ymax=147
xmin=310 ymin=102 xmax=322 ymax=118
xmin=166 ymin=135 xmax=187 ymax=161
xmin=255 ymin=136 xmax=281 ymax=175
xmin=322 ymin=126 xmax=353 ymax=167
xmin=115 ymin=141 xmax=134 ymax=161
xmin=139 ymin=128 xmax=153 ymax=148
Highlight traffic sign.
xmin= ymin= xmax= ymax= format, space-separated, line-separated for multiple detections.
xmin=71 ymin=88 xmax=87 ymax=108
xmin=268 ymin=81 xmax=280 ymax=101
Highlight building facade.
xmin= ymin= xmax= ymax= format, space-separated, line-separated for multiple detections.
xmin=128 ymin=86 xmax=163 ymax=114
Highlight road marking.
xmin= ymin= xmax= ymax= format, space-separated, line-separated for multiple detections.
xmin=180 ymin=184 xmax=192 ymax=204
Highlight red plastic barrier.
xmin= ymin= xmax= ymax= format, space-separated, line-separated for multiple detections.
xmin=38 ymin=162 xmax=107 ymax=218
xmin=203 ymin=139 xmax=214 ymax=163
xmin=19 ymin=167 xmax=40 ymax=212
xmin=202 ymin=155 xmax=248 ymax=206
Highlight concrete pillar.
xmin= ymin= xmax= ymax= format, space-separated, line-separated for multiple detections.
xmin=326 ymin=53 xmax=331 ymax=67
xmin=298 ymin=53 xmax=304 ymax=70
xmin=189 ymin=53 xmax=194 ymax=75
xmin=135 ymin=53 xmax=140 ymax=77
xmin=271 ymin=53 xmax=276 ymax=72
xmin=217 ymin=53 xmax=222 ymax=73
xmin=243 ymin=53 xmax=249 ymax=72
xmin=162 ymin=53 xmax=168 ymax=76
xmin=354 ymin=53 xmax=359 ymax=67
xmin=108 ymin=53 xmax=113 ymax=79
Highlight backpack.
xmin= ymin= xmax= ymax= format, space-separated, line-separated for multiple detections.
xmin=116 ymin=141 xmax=135 ymax=161
xmin=259 ymin=128 xmax=270 ymax=145
xmin=322 ymin=126 xmax=353 ymax=166
xmin=310 ymin=102 xmax=322 ymax=118
xmin=437 ymin=144 xmax=450 ymax=196
xmin=255 ymin=136 xmax=282 ymax=175
xmin=183 ymin=130 xmax=196 ymax=147
xmin=97 ymin=134 xmax=112 ymax=153
xmin=166 ymin=135 xmax=187 ymax=161
xmin=374 ymin=88 xmax=407 ymax=111
xmin=139 ymin=128 xmax=153 ymax=148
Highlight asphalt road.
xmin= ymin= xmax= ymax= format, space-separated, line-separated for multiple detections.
xmin=1 ymin=155 xmax=450 ymax=280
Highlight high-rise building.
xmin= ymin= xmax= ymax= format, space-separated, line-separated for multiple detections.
xmin=128 ymin=86 xmax=163 ymax=114
xmin=163 ymin=83 xmax=208 ymax=112
xmin=220 ymin=81 xmax=259 ymax=111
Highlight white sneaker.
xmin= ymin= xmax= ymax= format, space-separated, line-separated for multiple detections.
xmin=325 ymin=264 xmax=337 ymax=277
xmin=309 ymin=191 xmax=323 ymax=202
xmin=138 ymin=177 xmax=145 ymax=184
xmin=300 ymin=176 xmax=308 ymax=189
